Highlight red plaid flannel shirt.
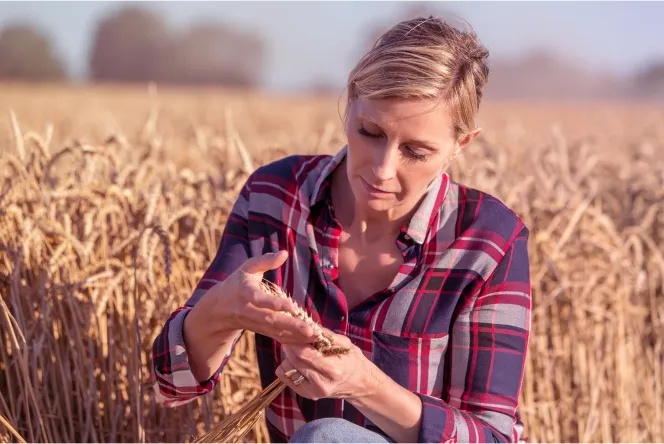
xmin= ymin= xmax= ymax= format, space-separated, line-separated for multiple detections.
xmin=151 ymin=146 xmax=531 ymax=443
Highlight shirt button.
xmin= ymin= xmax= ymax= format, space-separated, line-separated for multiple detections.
xmin=340 ymin=315 xmax=345 ymax=321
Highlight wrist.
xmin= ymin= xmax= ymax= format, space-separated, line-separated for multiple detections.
xmin=182 ymin=307 xmax=206 ymax=351
xmin=185 ymin=304 xmax=240 ymax=346
xmin=182 ymin=304 xmax=241 ymax=383
xmin=348 ymin=358 xmax=382 ymax=403
xmin=191 ymin=284 xmax=240 ymax=336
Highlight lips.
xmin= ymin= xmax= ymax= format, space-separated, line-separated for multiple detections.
xmin=360 ymin=177 xmax=392 ymax=194
xmin=367 ymin=183 xmax=387 ymax=192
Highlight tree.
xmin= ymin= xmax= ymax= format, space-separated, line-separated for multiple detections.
xmin=88 ymin=6 xmax=266 ymax=87
xmin=632 ymin=60 xmax=664 ymax=101
xmin=0 ymin=24 xmax=67 ymax=81
xmin=172 ymin=23 xmax=264 ymax=86
xmin=88 ymin=6 xmax=172 ymax=82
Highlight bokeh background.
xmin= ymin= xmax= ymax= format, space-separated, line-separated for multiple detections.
xmin=1 ymin=1 xmax=664 ymax=99
xmin=1 ymin=2 xmax=663 ymax=444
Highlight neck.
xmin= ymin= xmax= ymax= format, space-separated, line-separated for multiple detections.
xmin=331 ymin=160 xmax=422 ymax=243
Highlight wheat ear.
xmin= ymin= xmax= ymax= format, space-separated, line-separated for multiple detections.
xmin=192 ymin=273 xmax=349 ymax=443
xmin=133 ymin=222 xmax=172 ymax=444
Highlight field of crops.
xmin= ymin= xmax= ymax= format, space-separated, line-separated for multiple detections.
xmin=1 ymin=82 xmax=663 ymax=443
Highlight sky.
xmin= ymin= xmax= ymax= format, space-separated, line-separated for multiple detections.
xmin=1 ymin=1 xmax=663 ymax=92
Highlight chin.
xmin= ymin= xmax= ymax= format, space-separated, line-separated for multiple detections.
xmin=357 ymin=191 xmax=397 ymax=213
xmin=367 ymin=201 xmax=397 ymax=213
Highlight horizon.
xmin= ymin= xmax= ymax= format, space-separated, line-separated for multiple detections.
xmin=1 ymin=1 xmax=663 ymax=93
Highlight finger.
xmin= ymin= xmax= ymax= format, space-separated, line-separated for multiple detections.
xmin=285 ymin=333 xmax=350 ymax=361
xmin=276 ymin=358 xmax=318 ymax=400
xmin=283 ymin=342 xmax=346 ymax=381
xmin=282 ymin=344 xmax=313 ymax=370
xmin=318 ymin=326 xmax=348 ymax=343
xmin=250 ymin=309 xmax=318 ymax=343
xmin=276 ymin=362 xmax=300 ymax=393
xmin=275 ymin=356 xmax=294 ymax=381
xmin=248 ymin=289 xmax=299 ymax=315
xmin=239 ymin=250 xmax=288 ymax=275
xmin=276 ymin=357 xmax=304 ymax=390
xmin=263 ymin=309 xmax=317 ymax=337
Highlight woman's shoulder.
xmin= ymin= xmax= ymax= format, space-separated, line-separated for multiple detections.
xmin=251 ymin=153 xmax=333 ymax=182
xmin=242 ymin=152 xmax=335 ymax=204
xmin=448 ymin=178 xmax=529 ymax=241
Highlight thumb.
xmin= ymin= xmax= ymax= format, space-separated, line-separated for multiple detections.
xmin=240 ymin=250 xmax=289 ymax=275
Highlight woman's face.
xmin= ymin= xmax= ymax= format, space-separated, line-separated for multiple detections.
xmin=344 ymin=96 xmax=478 ymax=214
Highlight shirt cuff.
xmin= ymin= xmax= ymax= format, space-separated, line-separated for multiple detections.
xmin=415 ymin=392 xmax=458 ymax=443
xmin=152 ymin=308 xmax=229 ymax=405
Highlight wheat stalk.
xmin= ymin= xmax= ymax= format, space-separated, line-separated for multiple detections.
xmin=192 ymin=274 xmax=350 ymax=443
xmin=1 ymin=84 xmax=663 ymax=444
xmin=133 ymin=222 xmax=172 ymax=444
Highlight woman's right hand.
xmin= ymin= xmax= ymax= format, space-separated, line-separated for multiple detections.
xmin=182 ymin=250 xmax=319 ymax=382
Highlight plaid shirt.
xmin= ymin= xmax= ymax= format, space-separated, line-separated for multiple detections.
xmin=151 ymin=146 xmax=531 ymax=443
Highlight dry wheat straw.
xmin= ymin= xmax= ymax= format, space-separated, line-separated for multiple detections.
xmin=133 ymin=223 xmax=172 ymax=443
xmin=193 ymin=275 xmax=350 ymax=443
xmin=0 ymin=85 xmax=662 ymax=443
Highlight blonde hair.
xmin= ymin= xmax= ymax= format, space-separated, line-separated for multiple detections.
xmin=346 ymin=16 xmax=490 ymax=139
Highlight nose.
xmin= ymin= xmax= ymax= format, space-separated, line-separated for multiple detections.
xmin=371 ymin=146 xmax=398 ymax=181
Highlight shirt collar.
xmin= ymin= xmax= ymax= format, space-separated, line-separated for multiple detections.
xmin=309 ymin=145 xmax=347 ymax=207
xmin=308 ymin=145 xmax=450 ymax=245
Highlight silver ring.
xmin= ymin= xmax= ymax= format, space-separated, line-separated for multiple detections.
xmin=284 ymin=368 xmax=306 ymax=386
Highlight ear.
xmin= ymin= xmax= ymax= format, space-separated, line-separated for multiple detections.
xmin=455 ymin=127 xmax=482 ymax=154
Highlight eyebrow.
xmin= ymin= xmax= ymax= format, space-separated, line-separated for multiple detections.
xmin=406 ymin=139 xmax=439 ymax=152
xmin=358 ymin=113 xmax=441 ymax=151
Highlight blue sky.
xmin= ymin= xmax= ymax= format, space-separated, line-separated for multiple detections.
xmin=1 ymin=1 xmax=663 ymax=92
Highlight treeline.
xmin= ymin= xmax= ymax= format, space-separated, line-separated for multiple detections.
xmin=0 ymin=5 xmax=264 ymax=87
xmin=1 ymin=3 xmax=663 ymax=100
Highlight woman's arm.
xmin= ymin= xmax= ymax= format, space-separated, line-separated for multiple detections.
xmin=405 ymin=226 xmax=531 ymax=443
xmin=346 ymin=365 xmax=424 ymax=443
xmin=151 ymin=171 xmax=318 ymax=407
xmin=150 ymin=177 xmax=256 ymax=406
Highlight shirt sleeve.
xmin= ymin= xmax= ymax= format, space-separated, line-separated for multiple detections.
xmin=415 ymin=225 xmax=532 ymax=443
xmin=150 ymin=174 xmax=255 ymax=407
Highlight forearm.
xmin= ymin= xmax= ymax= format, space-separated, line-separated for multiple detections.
xmin=151 ymin=305 xmax=242 ymax=407
xmin=347 ymin=362 xmax=423 ymax=443
xmin=152 ymin=173 xmax=256 ymax=406
xmin=183 ymin=306 xmax=242 ymax=383
xmin=346 ymin=362 xmax=508 ymax=443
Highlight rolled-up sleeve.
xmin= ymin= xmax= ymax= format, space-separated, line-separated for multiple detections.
xmin=150 ymin=174 xmax=255 ymax=406
xmin=416 ymin=226 xmax=532 ymax=443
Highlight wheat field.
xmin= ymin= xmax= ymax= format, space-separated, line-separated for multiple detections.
xmin=0 ymin=82 xmax=662 ymax=443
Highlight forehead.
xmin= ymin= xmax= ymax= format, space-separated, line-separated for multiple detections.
xmin=350 ymin=96 xmax=454 ymax=139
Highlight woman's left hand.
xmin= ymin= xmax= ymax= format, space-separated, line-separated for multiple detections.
xmin=275 ymin=329 xmax=377 ymax=401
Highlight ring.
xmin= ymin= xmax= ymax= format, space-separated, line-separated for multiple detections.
xmin=284 ymin=368 xmax=306 ymax=386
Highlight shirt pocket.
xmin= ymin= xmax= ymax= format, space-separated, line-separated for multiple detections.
xmin=371 ymin=330 xmax=449 ymax=399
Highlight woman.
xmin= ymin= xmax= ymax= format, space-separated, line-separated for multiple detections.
xmin=151 ymin=16 xmax=531 ymax=444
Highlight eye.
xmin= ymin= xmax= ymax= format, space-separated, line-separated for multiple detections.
xmin=402 ymin=146 xmax=428 ymax=163
xmin=358 ymin=126 xmax=381 ymax=139
xmin=358 ymin=125 xmax=429 ymax=163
